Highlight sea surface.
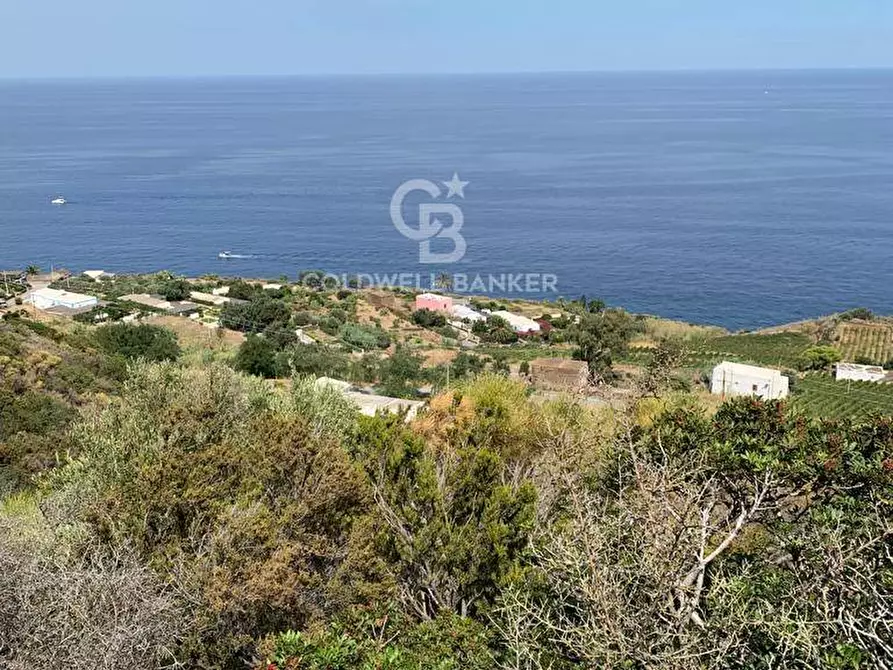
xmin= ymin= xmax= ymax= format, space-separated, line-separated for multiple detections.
xmin=2 ymin=70 xmax=892 ymax=329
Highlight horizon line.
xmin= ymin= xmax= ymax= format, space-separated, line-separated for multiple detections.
xmin=2 ymin=65 xmax=893 ymax=83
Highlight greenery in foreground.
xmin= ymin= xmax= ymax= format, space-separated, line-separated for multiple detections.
xmin=0 ymin=327 xmax=890 ymax=669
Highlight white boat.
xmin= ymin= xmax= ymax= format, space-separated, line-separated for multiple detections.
xmin=218 ymin=251 xmax=234 ymax=259
xmin=51 ymin=197 xmax=67 ymax=205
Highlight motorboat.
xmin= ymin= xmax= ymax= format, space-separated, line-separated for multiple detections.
xmin=51 ymin=197 xmax=67 ymax=205
xmin=218 ymin=251 xmax=234 ymax=259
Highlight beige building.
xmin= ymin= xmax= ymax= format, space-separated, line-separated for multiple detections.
xmin=529 ymin=358 xmax=590 ymax=391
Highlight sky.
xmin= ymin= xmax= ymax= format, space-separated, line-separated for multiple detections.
xmin=1 ymin=0 xmax=891 ymax=78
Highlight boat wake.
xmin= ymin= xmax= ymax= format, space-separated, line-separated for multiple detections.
xmin=218 ymin=251 xmax=256 ymax=260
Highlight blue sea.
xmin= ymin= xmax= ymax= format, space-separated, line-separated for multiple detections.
xmin=2 ymin=70 xmax=892 ymax=329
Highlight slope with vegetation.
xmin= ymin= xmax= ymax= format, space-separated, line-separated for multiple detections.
xmin=1 ymin=348 xmax=890 ymax=668
xmin=2 ymin=273 xmax=892 ymax=668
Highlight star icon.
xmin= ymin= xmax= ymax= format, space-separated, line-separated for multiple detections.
xmin=442 ymin=172 xmax=469 ymax=199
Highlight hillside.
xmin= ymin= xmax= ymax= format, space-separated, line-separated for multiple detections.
xmin=1 ymin=274 xmax=891 ymax=669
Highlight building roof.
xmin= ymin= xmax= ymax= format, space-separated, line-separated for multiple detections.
xmin=492 ymin=310 xmax=541 ymax=332
xmin=713 ymin=361 xmax=784 ymax=378
xmin=120 ymin=294 xmax=199 ymax=314
xmin=190 ymin=291 xmax=229 ymax=306
xmin=836 ymin=362 xmax=885 ymax=374
xmin=31 ymin=287 xmax=97 ymax=303
xmin=314 ymin=377 xmax=354 ymax=392
xmin=121 ymin=293 xmax=170 ymax=309
xmin=346 ymin=391 xmax=425 ymax=418
xmin=450 ymin=304 xmax=485 ymax=321
xmin=417 ymin=292 xmax=450 ymax=301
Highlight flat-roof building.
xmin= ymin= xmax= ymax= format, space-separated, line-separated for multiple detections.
xmin=835 ymin=362 xmax=889 ymax=383
xmin=415 ymin=293 xmax=453 ymax=313
xmin=711 ymin=361 xmax=789 ymax=400
xmin=29 ymin=288 xmax=97 ymax=311
xmin=492 ymin=310 xmax=542 ymax=334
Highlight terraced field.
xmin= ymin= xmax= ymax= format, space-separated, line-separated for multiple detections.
xmin=836 ymin=321 xmax=893 ymax=364
xmin=623 ymin=332 xmax=812 ymax=370
xmin=793 ymin=373 xmax=893 ymax=419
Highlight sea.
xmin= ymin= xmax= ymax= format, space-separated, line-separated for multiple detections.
xmin=2 ymin=70 xmax=892 ymax=330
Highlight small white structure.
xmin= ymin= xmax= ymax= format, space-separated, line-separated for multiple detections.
xmin=450 ymin=304 xmax=485 ymax=323
xmin=711 ymin=361 xmax=789 ymax=400
xmin=492 ymin=310 xmax=541 ymax=334
xmin=835 ymin=362 xmax=888 ymax=383
xmin=262 ymin=283 xmax=283 ymax=291
xmin=313 ymin=377 xmax=425 ymax=421
xmin=29 ymin=288 xmax=97 ymax=311
xmin=295 ymin=328 xmax=316 ymax=345
xmin=211 ymin=286 xmax=230 ymax=296
xmin=315 ymin=377 xmax=354 ymax=393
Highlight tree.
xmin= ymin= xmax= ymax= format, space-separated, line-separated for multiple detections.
xmin=220 ymin=295 xmax=291 ymax=333
xmin=233 ymin=334 xmax=280 ymax=378
xmin=798 ymin=344 xmax=841 ymax=371
xmin=160 ymin=278 xmax=191 ymax=301
xmin=353 ymin=414 xmax=536 ymax=620
xmin=25 ymin=265 xmax=40 ymax=276
xmin=434 ymin=273 xmax=454 ymax=291
xmin=639 ymin=338 xmax=687 ymax=397
xmin=378 ymin=346 xmax=424 ymax=398
xmin=571 ymin=308 xmax=637 ymax=382
xmin=227 ymin=279 xmax=259 ymax=301
xmin=472 ymin=316 xmax=518 ymax=344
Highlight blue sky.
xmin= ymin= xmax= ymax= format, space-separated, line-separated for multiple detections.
xmin=1 ymin=0 xmax=891 ymax=78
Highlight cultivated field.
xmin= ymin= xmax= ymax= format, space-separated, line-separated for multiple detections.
xmin=836 ymin=321 xmax=893 ymax=364
xmin=793 ymin=373 xmax=893 ymax=419
xmin=623 ymin=332 xmax=812 ymax=370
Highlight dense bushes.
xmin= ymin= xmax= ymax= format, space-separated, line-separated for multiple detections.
xmin=0 ymin=508 xmax=183 ymax=670
xmin=220 ymin=295 xmax=291 ymax=334
xmin=339 ymin=323 xmax=391 ymax=350
xmin=94 ymin=322 xmax=180 ymax=361
xmin=1 ymin=353 xmax=891 ymax=669
xmin=411 ymin=308 xmax=447 ymax=329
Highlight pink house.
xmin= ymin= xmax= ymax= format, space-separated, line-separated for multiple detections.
xmin=415 ymin=293 xmax=453 ymax=313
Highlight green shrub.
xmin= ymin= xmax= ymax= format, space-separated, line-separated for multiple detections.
xmin=94 ymin=323 xmax=180 ymax=361
xmin=160 ymin=278 xmax=191 ymax=301
xmin=339 ymin=323 xmax=390 ymax=351
xmin=233 ymin=334 xmax=280 ymax=378
xmin=412 ymin=309 xmax=447 ymax=329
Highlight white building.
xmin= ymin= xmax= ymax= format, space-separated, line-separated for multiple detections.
xmin=711 ymin=361 xmax=789 ymax=400
xmin=450 ymin=304 xmax=485 ymax=323
xmin=835 ymin=362 xmax=888 ymax=383
xmin=29 ymin=288 xmax=98 ymax=311
xmin=314 ymin=377 xmax=425 ymax=421
xmin=492 ymin=310 xmax=541 ymax=334
xmin=295 ymin=328 xmax=316 ymax=345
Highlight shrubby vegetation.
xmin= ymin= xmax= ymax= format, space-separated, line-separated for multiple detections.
xmin=411 ymin=308 xmax=447 ymax=328
xmin=94 ymin=322 xmax=181 ymax=362
xmin=1 ymin=308 xmax=891 ymax=669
